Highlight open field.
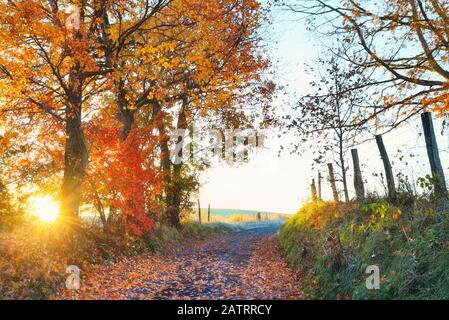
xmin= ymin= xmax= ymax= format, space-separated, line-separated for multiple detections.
xmin=188 ymin=208 xmax=290 ymax=224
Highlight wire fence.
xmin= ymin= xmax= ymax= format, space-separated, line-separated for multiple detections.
xmin=318 ymin=114 xmax=449 ymax=201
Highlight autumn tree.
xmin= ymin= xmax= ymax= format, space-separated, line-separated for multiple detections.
xmin=0 ymin=175 xmax=13 ymax=228
xmin=280 ymin=0 xmax=449 ymax=128
xmin=95 ymin=0 xmax=273 ymax=227
xmin=155 ymin=0 xmax=273 ymax=227
xmin=0 ymin=135 xmax=17 ymax=229
xmin=0 ymin=1 xmax=116 ymax=230
xmin=0 ymin=0 xmax=170 ymax=232
xmin=283 ymin=50 xmax=369 ymax=202
xmin=82 ymin=106 xmax=164 ymax=236
xmin=77 ymin=0 xmax=171 ymax=235
xmin=0 ymin=0 xmax=272 ymax=233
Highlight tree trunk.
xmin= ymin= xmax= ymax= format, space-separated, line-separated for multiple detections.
xmin=339 ymin=153 xmax=350 ymax=203
xmin=197 ymin=198 xmax=202 ymax=224
xmin=421 ymin=112 xmax=448 ymax=198
xmin=328 ymin=163 xmax=340 ymax=202
xmin=376 ymin=135 xmax=396 ymax=200
xmin=94 ymin=192 xmax=110 ymax=233
xmin=166 ymin=205 xmax=181 ymax=228
xmin=311 ymin=179 xmax=318 ymax=203
xmin=59 ymin=114 xmax=88 ymax=229
xmin=152 ymin=101 xmax=174 ymax=226
xmin=0 ymin=177 xmax=12 ymax=221
xmin=119 ymin=107 xmax=135 ymax=142
xmin=158 ymin=100 xmax=189 ymax=228
xmin=116 ymin=80 xmax=135 ymax=142
xmin=337 ymin=133 xmax=350 ymax=202
xmin=318 ymin=172 xmax=322 ymax=201
xmin=167 ymin=166 xmax=182 ymax=228
xmin=59 ymin=27 xmax=87 ymax=230
xmin=208 ymin=204 xmax=211 ymax=223
xmin=351 ymin=149 xmax=365 ymax=201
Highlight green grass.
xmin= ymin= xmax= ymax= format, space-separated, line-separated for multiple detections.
xmin=279 ymin=200 xmax=449 ymax=300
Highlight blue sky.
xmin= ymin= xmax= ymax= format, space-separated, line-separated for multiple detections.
xmin=200 ymin=4 xmax=320 ymax=214
xmin=200 ymin=2 xmax=449 ymax=214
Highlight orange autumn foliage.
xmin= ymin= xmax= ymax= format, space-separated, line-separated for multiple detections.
xmin=85 ymin=118 xmax=163 ymax=236
xmin=0 ymin=0 xmax=271 ymax=234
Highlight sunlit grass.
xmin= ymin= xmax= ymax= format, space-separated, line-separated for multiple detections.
xmin=187 ymin=211 xmax=290 ymax=224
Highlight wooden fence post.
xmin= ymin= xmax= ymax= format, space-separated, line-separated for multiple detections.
xmin=208 ymin=204 xmax=211 ymax=223
xmin=376 ymin=135 xmax=396 ymax=200
xmin=421 ymin=112 xmax=448 ymax=197
xmin=311 ymin=179 xmax=318 ymax=203
xmin=328 ymin=163 xmax=339 ymax=202
xmin=318 ymin=172 xmax=322 ymax=201
xmin=351 ymin=149 xmax=365 ymax=201
xmin=198 ymin=199 xmax=202 ymax=224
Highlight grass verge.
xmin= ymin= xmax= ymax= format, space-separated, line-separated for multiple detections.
xmin=279 ymin=200 xmax=449 ymax=300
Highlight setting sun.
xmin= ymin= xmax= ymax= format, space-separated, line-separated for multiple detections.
xmin=30 ymin=197 xmax=60 ymax=223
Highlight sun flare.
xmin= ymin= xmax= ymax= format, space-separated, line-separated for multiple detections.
xmin=30 ymin=196 xmax=60 ymax=223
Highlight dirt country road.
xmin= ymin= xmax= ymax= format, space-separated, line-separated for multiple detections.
xmin=59 ymin=222 xmax=304 ymax=300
